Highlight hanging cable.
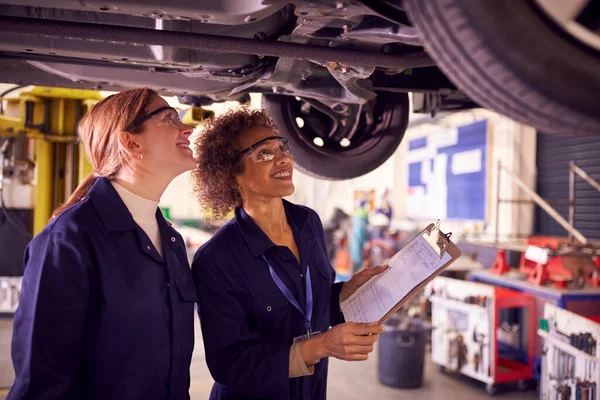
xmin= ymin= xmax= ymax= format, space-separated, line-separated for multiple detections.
xmin=0 ymin=85 xmax=25 ymax=115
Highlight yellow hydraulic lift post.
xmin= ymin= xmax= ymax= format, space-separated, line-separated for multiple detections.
xmin=19 ymin=92 xmax=53 ymax=236
xmin=0 ymin=86 xmax=102 ymax=235
xmin=34 ymin=141 xmax=53 ymax=235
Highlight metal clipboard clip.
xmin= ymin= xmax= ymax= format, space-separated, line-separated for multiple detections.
xmin=423 ymin=219 xmax=452 ymax=259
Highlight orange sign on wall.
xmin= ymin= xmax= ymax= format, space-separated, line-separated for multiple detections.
xmin=354 ymin=189 xmax=375 ymax=211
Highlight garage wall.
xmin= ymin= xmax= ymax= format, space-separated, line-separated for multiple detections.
xmin=393 ymin=109 xmax=537 ymax=240
xmin=535 ymin=132 xmax=600 ymax=240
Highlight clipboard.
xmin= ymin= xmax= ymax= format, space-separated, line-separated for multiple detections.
xmin=340 ymin=220 xmax=461 ymax=324
xmin=376 ymin=221 xmax=461 ymax=324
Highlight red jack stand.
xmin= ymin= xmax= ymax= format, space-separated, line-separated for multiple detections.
xmin=490 ymin=250 xmax=510 ymax=275
xmin=527 ymin=262 xmax=550 ymax=286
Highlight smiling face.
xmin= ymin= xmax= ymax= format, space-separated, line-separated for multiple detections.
xmin=129 ymin=96 xmax=196 ymax=179
xmin=235 ymin=126 xmax=295 ymax=202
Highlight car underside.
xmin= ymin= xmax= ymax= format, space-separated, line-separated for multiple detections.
xmin=0 ymin=0 xmax=599 ymax=179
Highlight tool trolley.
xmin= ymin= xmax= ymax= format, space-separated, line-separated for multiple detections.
xmin=428 ymin=277 xmax=535 ymax=395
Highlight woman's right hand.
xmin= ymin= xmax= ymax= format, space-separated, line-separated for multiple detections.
xmin=302 ymin=322 xmax=385 ymax=363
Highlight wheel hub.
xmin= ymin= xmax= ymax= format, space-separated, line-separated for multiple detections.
xmin=288 ymin=97 xmax=384 ymax=156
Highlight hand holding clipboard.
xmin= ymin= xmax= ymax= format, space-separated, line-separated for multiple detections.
xmin=341 ymin=221 xmax=461 ymax=324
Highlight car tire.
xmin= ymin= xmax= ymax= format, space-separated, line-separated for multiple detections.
xmin=263 ymin=93 xmax=409 ymax=180
xmin=404 ymin=0 xmax=600 ymax=135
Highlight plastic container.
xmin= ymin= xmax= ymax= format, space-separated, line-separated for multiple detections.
xmin=378 ymin=319 xmax=426 ymax=388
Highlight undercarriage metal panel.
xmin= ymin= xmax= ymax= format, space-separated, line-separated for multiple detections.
xmin=0 ymin=58 xmax=125 ymax=91
xmin=0 ymin=0 xmax=288 ymax=25
xmin=0 ymin=4 xmax=294 ymax=71
xmin=26 ymin=61 xmax=245 ymax=99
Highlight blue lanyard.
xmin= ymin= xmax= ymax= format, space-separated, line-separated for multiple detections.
xmin=262 ymin=255 xmax=313 ymax=333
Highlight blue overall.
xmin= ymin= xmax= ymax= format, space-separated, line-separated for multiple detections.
xmin=193 ymin=201 xmax=345 ymax=400
xmin=9 ymin=177 xmax=197 ymax=400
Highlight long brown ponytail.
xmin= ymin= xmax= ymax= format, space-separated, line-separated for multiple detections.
xmin=52 ymin=87 xmax=158 ymax=217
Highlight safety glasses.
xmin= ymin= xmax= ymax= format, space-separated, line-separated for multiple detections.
xmin=126 ymin=106 xmax=184 ymax=131
xmin=235 ymin=136 xmax=292 ymax=163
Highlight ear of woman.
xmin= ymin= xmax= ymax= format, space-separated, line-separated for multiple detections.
xmin=118 ymin=131 xmax=142 ymax=161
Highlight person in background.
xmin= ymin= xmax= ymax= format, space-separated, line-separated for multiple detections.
xmin=349 ymin=199 xmax=369 ymax=273
xmin=9 ymin=88 xmax=198 ymax=400
xmin=376 ymin=189 xmax=393 ymax=221
xmin=191 ymin=108 xmax=387 ymax=400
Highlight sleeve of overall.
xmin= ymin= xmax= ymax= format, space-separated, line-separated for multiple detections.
xmin=9 ymin=231 xmax=91 ymax=400
xmin=288 ymin=342 xmax=314 ymax=378
xmin=310 ymin=210 xmax=345 ymax=327
xmin=192 ymin=254 xmax=291 ymax=400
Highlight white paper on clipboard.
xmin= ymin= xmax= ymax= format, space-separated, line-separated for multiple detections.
xmin=341 ymin=229 xmax=452 ymax=323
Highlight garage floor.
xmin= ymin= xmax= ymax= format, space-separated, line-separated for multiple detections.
xmin=0 ymin=316 xmax=537 ymax=399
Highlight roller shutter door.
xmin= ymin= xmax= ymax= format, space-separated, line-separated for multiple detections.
xmin=535 ymin=133 xmax=600 ymax=240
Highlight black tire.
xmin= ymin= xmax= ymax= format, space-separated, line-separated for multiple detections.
xmin=262 ymin=93 xmax=409 ymax=180
xmin=404 ymin=0 xmax=600 ymax=135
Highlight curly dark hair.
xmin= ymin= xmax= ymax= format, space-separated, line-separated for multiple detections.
xmin=192 ymin=107 xmax=277 ymax=219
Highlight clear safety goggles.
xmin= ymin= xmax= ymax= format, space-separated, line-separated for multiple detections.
xmin=126 ymin=106 xmax=185 ymax=131
xmin=235 ymin=136 xmax=292 ymax=163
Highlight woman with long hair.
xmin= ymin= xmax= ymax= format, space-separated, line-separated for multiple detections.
xmin=9 ymin=88 xmax=198 ymax=400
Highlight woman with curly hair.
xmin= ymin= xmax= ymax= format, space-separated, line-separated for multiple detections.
xmin=192 ymin=107 xmax=388 ymax=400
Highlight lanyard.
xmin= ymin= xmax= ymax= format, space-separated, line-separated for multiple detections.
xmin=262 ymin=255 xmax=313 ymax=333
